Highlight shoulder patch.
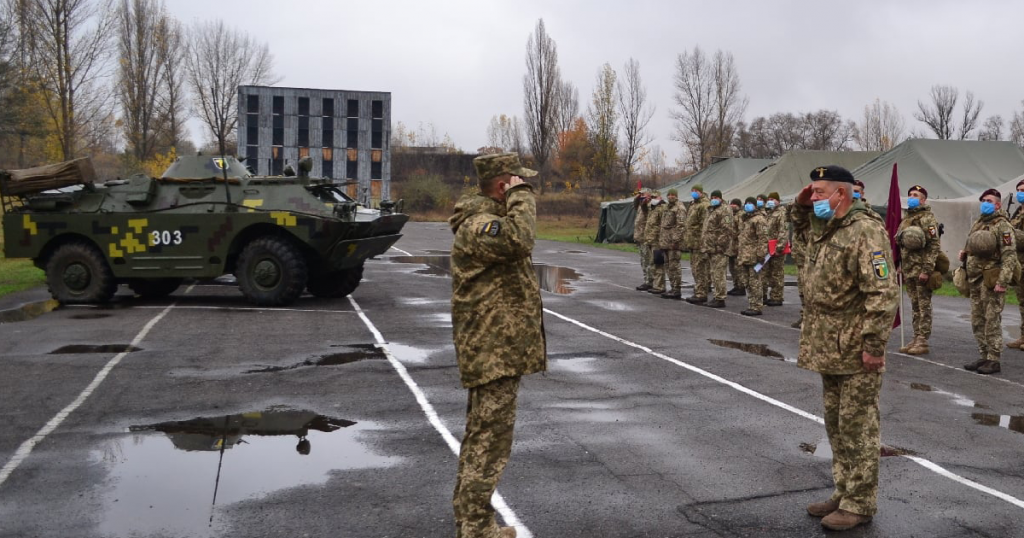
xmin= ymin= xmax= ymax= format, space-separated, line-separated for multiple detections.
xmin=1003 ymin=231 xmax=1013 ymax=246
xmin=871 ymin=250 xmax=889 ymax=280
xmin=927 ymin=225 xmax=937 ymax=238
xmin=481 ymin=220 xmax=501 ymax=237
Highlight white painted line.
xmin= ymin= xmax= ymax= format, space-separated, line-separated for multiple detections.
xmin=130 ymin=305 xmax=356 ymax=314
xmin=542 ymin=306 xmax=1024 ymax=511
xmin=348 ymin=296 xmax=532 ymax=538
xmin=0 ymin=303 xmax=177 ymax=488
xmin=390 ymin=246 xmax=412 ymax=256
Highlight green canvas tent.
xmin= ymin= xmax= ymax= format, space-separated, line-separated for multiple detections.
xmin=724 ymin=150 xmax=881 ymax=202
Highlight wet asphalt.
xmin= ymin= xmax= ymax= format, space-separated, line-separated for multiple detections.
xmin=1 ymin=221 xmax=1023 ymax=537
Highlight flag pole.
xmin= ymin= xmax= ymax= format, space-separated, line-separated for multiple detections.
xmin=899 ymin=270 xmax=905 ymax=350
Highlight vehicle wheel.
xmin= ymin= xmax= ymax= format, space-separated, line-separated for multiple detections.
xmin=306 ymin=265 xmax=364 ymax=298
xmin=236 ymin=236 xmax=308 ymax=306
xmin=45 ymin=241 xmax=117 ymax=304
xmin=128 ymin=278 xmax=183 ymax=299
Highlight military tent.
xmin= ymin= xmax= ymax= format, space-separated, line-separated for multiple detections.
xmin=724 ymin=150 xmax=881 ymax=202
xmin=923 ymin=173 xmax=1024 ymax=265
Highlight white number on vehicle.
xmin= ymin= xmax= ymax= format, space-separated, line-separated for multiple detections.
xmin=150 ymin=230 xmax=183 ymax=246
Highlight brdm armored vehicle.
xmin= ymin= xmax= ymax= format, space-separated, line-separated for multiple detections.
xmin=1 ymin=155 xmax=407 ymax=306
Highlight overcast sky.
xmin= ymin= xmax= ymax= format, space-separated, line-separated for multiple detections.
xmin=166 ymin=0 xmax=1024 ymax=165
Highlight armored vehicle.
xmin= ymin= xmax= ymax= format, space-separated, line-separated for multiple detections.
xmin=0 ymin=155 xmax=407 ymax=306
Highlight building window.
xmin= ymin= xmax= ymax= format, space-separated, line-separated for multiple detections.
xmin=322 ymin=98 xmax=334 ymax=117
xmin=246 ymin=114 xmax=259 ymax=146
xmin=298 ymin=97 xmax=309 ymax=116
xmin=245 ymin=145 xmax=258 ymax=172
xmin=371 ymin=119 xmax=383 ymax=148
xmin=322 ymin=115 xmax=333 ymax=148
xmin=347 ymin=99 xmax=359 ymax=118
xmin=347 ymin=160 xmax=358 ymax=179
xmin=371 ymin=100 xmax=383 ymax=118
xmin=371 ymin=161 xmax=382 ymax=180
xmin=346 ymin=117 xmax=358 ymax=150
xmin=322 ymin=148 xmax=333 ymax=179
xmin=272 ymin=95 xmax=284 ymax=115
xmin=271 ymin=146 xmax=283 ymax=176
xmin=246 ymin=94 xmax=259 ymax=113
xmin=272 ymin=94 xmax=284 ymax=160
xmin=299 ymin=147 xmax=310 ymax=159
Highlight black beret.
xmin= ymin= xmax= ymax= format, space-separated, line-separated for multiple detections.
xmin=908 ymin=184 xmax=928 ymax=198
xmin=744 ymin=196 xmax=757 ymax=204
xmin=979 ymin=188 xmax=1001 ymax=201
xmin=710 ymin=189 xmax=723 ymax=198
xmin=810 ymin=165 xmax=855 ymax=184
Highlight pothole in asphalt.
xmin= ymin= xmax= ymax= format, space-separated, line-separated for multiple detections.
xmin=388 ymin=255 xmax=584 ymax=294
xmin=708 ymin=339 xmax=792 ymax=361
xmin=96 ymin=409 xmax=394 ymax=538
xmin=905 ymin=381 xmax=984 ymax=408
xmin=0 ymin=299 xmax=60 ymax=323
xmin=561 ymin=250 xmax=588 ymax=254
xmin=245 ymin=344 xmax=384 ymax=373
xmin=800 ymin=439 xmax=919 ymax=458
xmin=69 ymin=313 xmax=112 ymax=320
xmin=972 ymin=413 xmax=1024 ymax=435
xmin=49 ymin=344 xmax=141 ymax=354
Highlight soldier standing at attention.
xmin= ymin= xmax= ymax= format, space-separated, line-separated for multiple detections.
xmin=685 ymin=184 xmax=711 ymax=304
xmin=659 ymin=188 xmax=688 ymax=299
xmin=792 ymin=165 xmax=898 ymax=531
xmin=728 ymin=198 xmax=747 ymax=296
xmin=765 ymin=192 xmax=788 ymax=306
xmin=1007 ymin=179 xmax=1024 ymax=350
xmin=961 ymin=188 xmax=1019 ymax=375
xmin=853 ymin=179 xmax=868 ymax=205
xmin=789 ymin=191 xmax=811 ymax=328
xmin=701 ymin=190 xmax=733 ymax=307
xmin=634 ymin=189 xmax=654 ymax=291
xmin=645 ymin=192 xmax=667 ymax=294
xmin=895 ymin=185 xmax=941 ymax=355
xmin=738 ymin=197 xmax=769 ymax=316
xmin=449 ymin=153 xmax=547 ymax=538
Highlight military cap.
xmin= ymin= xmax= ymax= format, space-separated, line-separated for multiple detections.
xmin=651 ymin=190 xmax=662 ymax=198
xmin=979 ymin=188 xmax=1001 ymax=201
xmin=667 ymin=188 xmax=678 ymax=195
xmin=691 ymin=184 xmax=704 ymax=193
xmin=710 ymin=189 xmax=723 ymax=198
xmin=854 ymin=179 xmax=866 ymax=189
xmin=473 ymin=152 xmax=538 ymax=181
xmin=757 ymin=193 xmax=768 ymax=200
xmin=730 ymin=198 xmax=742 ymax=206
xmin=810 ymin=165 xmax=855 ymax=184
xmin=908 ymin=184 xmax=928 ymax=198
xmin=744 ymin=196 xmax=757 ymax=204
xmin=1017 ymin=178 xmax=1024 ymax=188
xmin=768 ymin=191 xmax=780 ymax=201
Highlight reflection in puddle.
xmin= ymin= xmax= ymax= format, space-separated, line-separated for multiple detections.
xmin=400 ymin=297 xmax=446 ymax=306
xmin=69 ymin=312 xmax=112 ymax=320
xmin=0 ymin=299 xmax=60 ymax=323
xmin=972 ymin=413 xmax=1024 ymax=435
xmin=708 ymin=339 xmax=791 ymax=361
xmin=800 ymin=438 xmax=918 ymax=458
xmin=907 ymin=382 xmax=979 ymax=408
xmin=585 ymin=300 xmax=634 ymax=311
xmin=49 ymin=344 xmax=141 ymax=354
xmin=98 ymin=410 xmax=393 ymax=538
xmin=389 ymin=255 xmax=583 ymax=294
xmin=387 ymin=342 xmax=436 ymax=364
xmin=550 ymin=357 xmax=598 ymax=374
xmin=245 ymin=344 xmax=384 ymax=373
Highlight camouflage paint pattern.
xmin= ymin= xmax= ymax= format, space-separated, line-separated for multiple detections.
xmin=744 ymin=264 xmax=764 ymax=311
xmin=686 ymin=196 xmax=711 ymax=298
xmin=1011 ymin=205 xmax=1024 ymax=336
xmin=905 ymin=278 xmax=933 ymax=339
xmin=898 ymin=205 xmax=942 ymax=339
xmin=739 ymin=210 xmax=769 ymax=311
xmin=964 ymin=212 xmax=1018 ymax=361
xmin=765 ymin=205 xmax=788 ymax=302
xmin=970 ymin=279 xmax=1007 ymax=362
xmin=658 ymin=199 xmax=688 ymax=250
xmin=700 ymin=203 xmax=734 ymax=255
xmin=823 ymin=372 xmax=882 ymax=516
xmin=964 ymin=212 xmax=1017 ymax=289
xmin=635 ymin=203 xmax=653 ymax=286
xmin=710 ymin=253 xmax=729 ymax=300
xmin=638 ymin=243 xmax=654 ymax=287
xmin=729 ymin=205 xmax=746 ymax=289
xmin=645 ymin=202 xmax=666 ymax=292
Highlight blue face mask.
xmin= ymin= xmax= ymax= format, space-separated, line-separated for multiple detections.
xmin=1016 ymin=192 xmax=1024 ymax=204
xmin=980 ymin=201 xmax=996 ymax=215
xmin=756 ymin=200 xmax=765 ymax=208
xmin=813 ymin=191 xmax=838 ymax=220
xmin=907 ymin=197 xmax=920 ymax=209
xmin=853 ymin=192 xmax=862 ymax=200
xmin=691 ymin=191 xmax=700 ymax=200
xmin=767 ymin=200 xmax=777 ymax=209
xmin=711 ymin=199 xmax=721 ymax=207
xmin=744 ymin=203 xmax=755 ymax=213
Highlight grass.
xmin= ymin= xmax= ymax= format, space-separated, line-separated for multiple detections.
xmin=0 ymin=254 xmax=45 ymax=297
xmin=931 ymin=279 xmax=1019 ymax=306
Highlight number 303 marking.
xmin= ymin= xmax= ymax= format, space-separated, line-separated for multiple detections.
xmin=150 ymin=230 xmax=183 ymax=246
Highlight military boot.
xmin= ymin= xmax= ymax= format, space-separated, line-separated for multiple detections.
xmin=706 ymin=299 xmax=726 ymax=308
xmin=1007 ymin=337 xmax=1024 ymax=349
xmin=727 ymin=287 xmax=746 ymax=296
xmin=899 ymin=335 xmax=922 ymax=354
xmin=661 ymin=290 xmax=682 ymax=299
xmin=636 ymin=283 xmax=652 ymax=291
xmin=685 ymin=295 xmax=707 ymax=304
xmin=820 ymin=509 xmax=872 ymax=531
xmin=497 ymin=527 xmax=517 ymax=538
xmin=765 ymin=299 xmax=783 ymax=307
xmin=906 ymin=337 xmax=929 ymax=355
xmin=648 ymin=287 xmax=665 ymax=294
xmin=806 ymin=499 xmax=840 ymax=518
xmin=741 ymin=309 xmax=762 ymax=316
xmin=790 ymin=314 xmax=803 ymax=329
xmin=964 ymin=358 xmax=986 ymax=371
xmin=977 ymin=360 xmax=1002 ymax=375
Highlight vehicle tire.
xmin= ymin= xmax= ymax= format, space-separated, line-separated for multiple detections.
xmin=128 ymin=278 xmax=183 ymax=299
xmin=306 ymin=265 xmax=364 ymax=298
xmin=236 ymin=236 xmax=308 ymax=306
xmin=45 ymin=241 xmax=117 ymax=304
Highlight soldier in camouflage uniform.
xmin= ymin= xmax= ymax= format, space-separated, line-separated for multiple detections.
xmin=644 ymin=192 xmax=667 ymax=294
xmin=765 ymin=192 xmax=788 ymax=306
xmin=727 ymin=198 xmax=747 ymax=296
xmin=1008 ymin=179 xmax=1024 ymax=350
xmin=961 ymin=188 xmax=1019 ymax=375
xmin=659 ymin=188 xmax=688 ymax=299
xmin=738 ymin=197 xmax=769 ymax=316
xmin=634 ymin=190 xmax=654 ymax=291
xmin=789 ymin=198 xmax=811 ymax=328
xmin=792 ymin=165 xmax=899 ymax=532
xmin=895 ymin=185 xmax=941 ymax=355
xmin=701 ymin=189 xmax=733 ymax=307
xmin=449 ymin=153 xmax=547 ymax=538
xmin=685 ymin=184 xmax=711 ymax=304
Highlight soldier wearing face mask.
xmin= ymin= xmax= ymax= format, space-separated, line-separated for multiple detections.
xmin=701 ymin=189 xmax=733 ymax=307
xmin=764 ymin=192 xmax=788 ymax=306
xmin=853 ymin=180 xmax=867 ymax=205
xmin=685 ymin=184 xmax=711 ymax=304
xmin=895 ymin=185 xmax=941 ymax=355
xmin=728 ymin=198 xmax=747 ymax=296
xmin=1007 ymin=178 xmax=1024 ymax=350
xmin=737 ymin=196 xmax=769 ymax=316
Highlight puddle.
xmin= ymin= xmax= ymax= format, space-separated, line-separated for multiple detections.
xmin=423 ymin=249 xmax=451 ymax=255
xmin=386 ymin=342 xmax=436 ymax=364
xmin=69 ymin=313 xmax=112 ymax=320
xmin=550 ymin=357 xmax=599 ymax=374
xmin=0 ymin=299 xmax=60 ymax=323
xmin=389 ymin=255 xmax=583 ymax=294
xmin=400 ymin=297 xmax=445 ymax=306
xmin=49 ymin=344 xmax=141 ymax=354
xmin=585 ymin=300 xmax=634 ymax=311
xmin=97 ymin=410 xmax=393 ymax=538
xmin=906 ymin=382 xmax=980 ymax=408
xmin=561 ymin=250 xmax=588 ymax=254
xmin=708 ymin=339 xmax=788 ymax=361
xmin=800 ymin=438 xmax=918 ymax=458
xmin=245 ymin=344 xmax=384 ymax=373
xmin=972 ymin=413 xmax=1024 ymax=435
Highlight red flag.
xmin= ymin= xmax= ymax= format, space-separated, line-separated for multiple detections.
xmin=884 ymin=163 xmax=902 ymax=328
xmin=636 ymin=179 xmax=642 ymax=191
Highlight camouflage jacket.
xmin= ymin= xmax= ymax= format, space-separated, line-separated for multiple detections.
xmin=792 ymin=202 xmax=899 ymax=375
xmin=685 ymin=196 xmax=709 ymax=250
xmin=701 ymin=204 xmax=734 ymax=255
xmin=644 ymin=202 xmax=665 ymax=245
xmin=897 ymin=205 xmax=941 ymax=276
xmin=658 ymin=199 xmax=688 ymax=250
xmin=449 ymin=185 xmax=547 ymax=388
xmin=964 ymin=211 xmax=1017 ymax=287
xmin=788 ymin=204 xmax=810 ymax=266
xmin=1010 ymin=206 xmax=1024 ymax=263
xmin=727 ymin=207 xmax=742 ymax=257
xmin=766 ymin=206 xmax=789 ymax=244
xmin=737 ymin=210 xmax=769 ymax=266
xmin=634 ymin=202 xmax=649 ymax=243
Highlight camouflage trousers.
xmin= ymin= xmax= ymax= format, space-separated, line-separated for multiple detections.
xmin=729 ymin=256 xmax=747 ymax=289
xmin=1016 ymin=277 xmax=1024 ymax=338
xmin=664 ymin=249 xmax=683 ymax=292
xmin=969 ymin=280 xmax=1007 ymax=362
xmin=651 ymin=250 xmax=666 ymax=292
xmin=796 ymin=262 xmax=807 ymax=312
xmin=710 ymin=253 xmax=729 ymax=300
xmin=766 ymin=255 xmax=785 ymax=302
xmin=823 ymin=372 xmax=882 ymax=516
xmin=691 ymin=251 xmax=711 ymax=299
xmin=454 ymin=376 xmax=520 ymax=538
xmin=744 ymin=264 xmax=764 ymax=311
xmin=638 ymin=243 xmax=654 ymax=286
xmin=905 ymin=277 xmax=933 ymax=338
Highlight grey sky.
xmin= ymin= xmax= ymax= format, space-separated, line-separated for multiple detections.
xmin=166 ymin=0 xmax=1024 ymax=165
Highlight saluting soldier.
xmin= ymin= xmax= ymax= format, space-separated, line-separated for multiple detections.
xmin=1008 ymin=179 xmax=1024 ymax=350
xmin=727 ymin=198 xmax=747 ymax=296
xmin=765 ymin=191 xmax=788 ymax=306
xmin=701 ymin=189 xmax=733 ymax=307
xmin=644 ymin=192 xmax=667 ymax=294
xmin=895 ymin=185 xmax=942 ymax=355
xmin=658 ymin=188 xmax=688 ymax=299
xmin=737 ymin=197 xmax=769 ymax=316
xmin=792 ymin=165 xmax=899 ymax=531
xmin=789 ymin=193 xmax=812 ymax=328
xmin=961 ymin=188 xmax=1020 ymax=375
xmin=685 ymin=184 xmax=711 ymax=304
xmin=634 ymin=189 xmax=655 ymax=291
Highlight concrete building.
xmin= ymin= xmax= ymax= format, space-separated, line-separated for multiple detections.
xmin=236 ymin=85 xmax=391 ymax=206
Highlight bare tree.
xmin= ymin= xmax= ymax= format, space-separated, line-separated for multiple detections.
xmin=486 ymin=113 xmax=524 ymax=155
xmin=184 ymin=18 xmax=278 ymax=156
xmin=914 ymin=85 xmax=983 ymax=140
xmin=956 ymin=91 xmax=983 ymax=140
xmin=116 ymin=0 xmax=174 ymax=164
xmin=856 ymin=98 xmax=905 ymax=151
xmin=553 ymin=78 xmax=578 ymax=143
xmin=978 ymin=115 xmax=1004 ymax=141
xmin=155 ymin=14 xmax=186 ymax=150
xmin=639 ymin=144 xmax=667 ymax=188
xmin=522 ymin=18 xmax=560 ymax=191
xmin=710 ymin=50 xmax=747 ymax=158
xmin=672 ymin=46 xmax=746 ymax=170
xmin=587 ymin=63 xmax=618 ymax=195
xmin=617 ymin=57 xmax=654 ymax=188
xmin=803 ymin=110 xmax=854 ymax=151
xmin=1011 ymin=103 xmax=1024 ymax=148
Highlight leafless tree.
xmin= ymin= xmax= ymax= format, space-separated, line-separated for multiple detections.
xmin=617 ymin=57 xmax=654 ymax=188
xmin=672 ymin=46 xmax=746 ymax=170
xmin=155 ymin=14 xmax=186 ymax=150
xmin=554 ymin=79 xmax=578 ymax=140
xmin=1011 ymin=103 xmax=1024 ymax=148
xmin=183 ymin=18 xmax=278 ymax=156
xmin=802 ymin=110 xmax=854 ymax=151
xmin=24 ymin=0 xmax=116 ymax=160
xmin=639 ymin=144 xmax=667 ymax=188
xmin=711 ymin=50 xmax=747 ymax=158
xmin=522 ymin=18 xmax=560 ymax=191
xmin=856 ymin=98 xmax=905 ymax=151
xmin=914 ymin=85 xmax=983 ymax=140
xmin=587 ymin=62 xmax=618 ymax=195
xmin=486 ymin=113 xmax=524 ymax=155
xmin=978 ymin=115 xmax=1004 ymax=141
xmin=956 ymin=91 xmax=983 ymax=140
